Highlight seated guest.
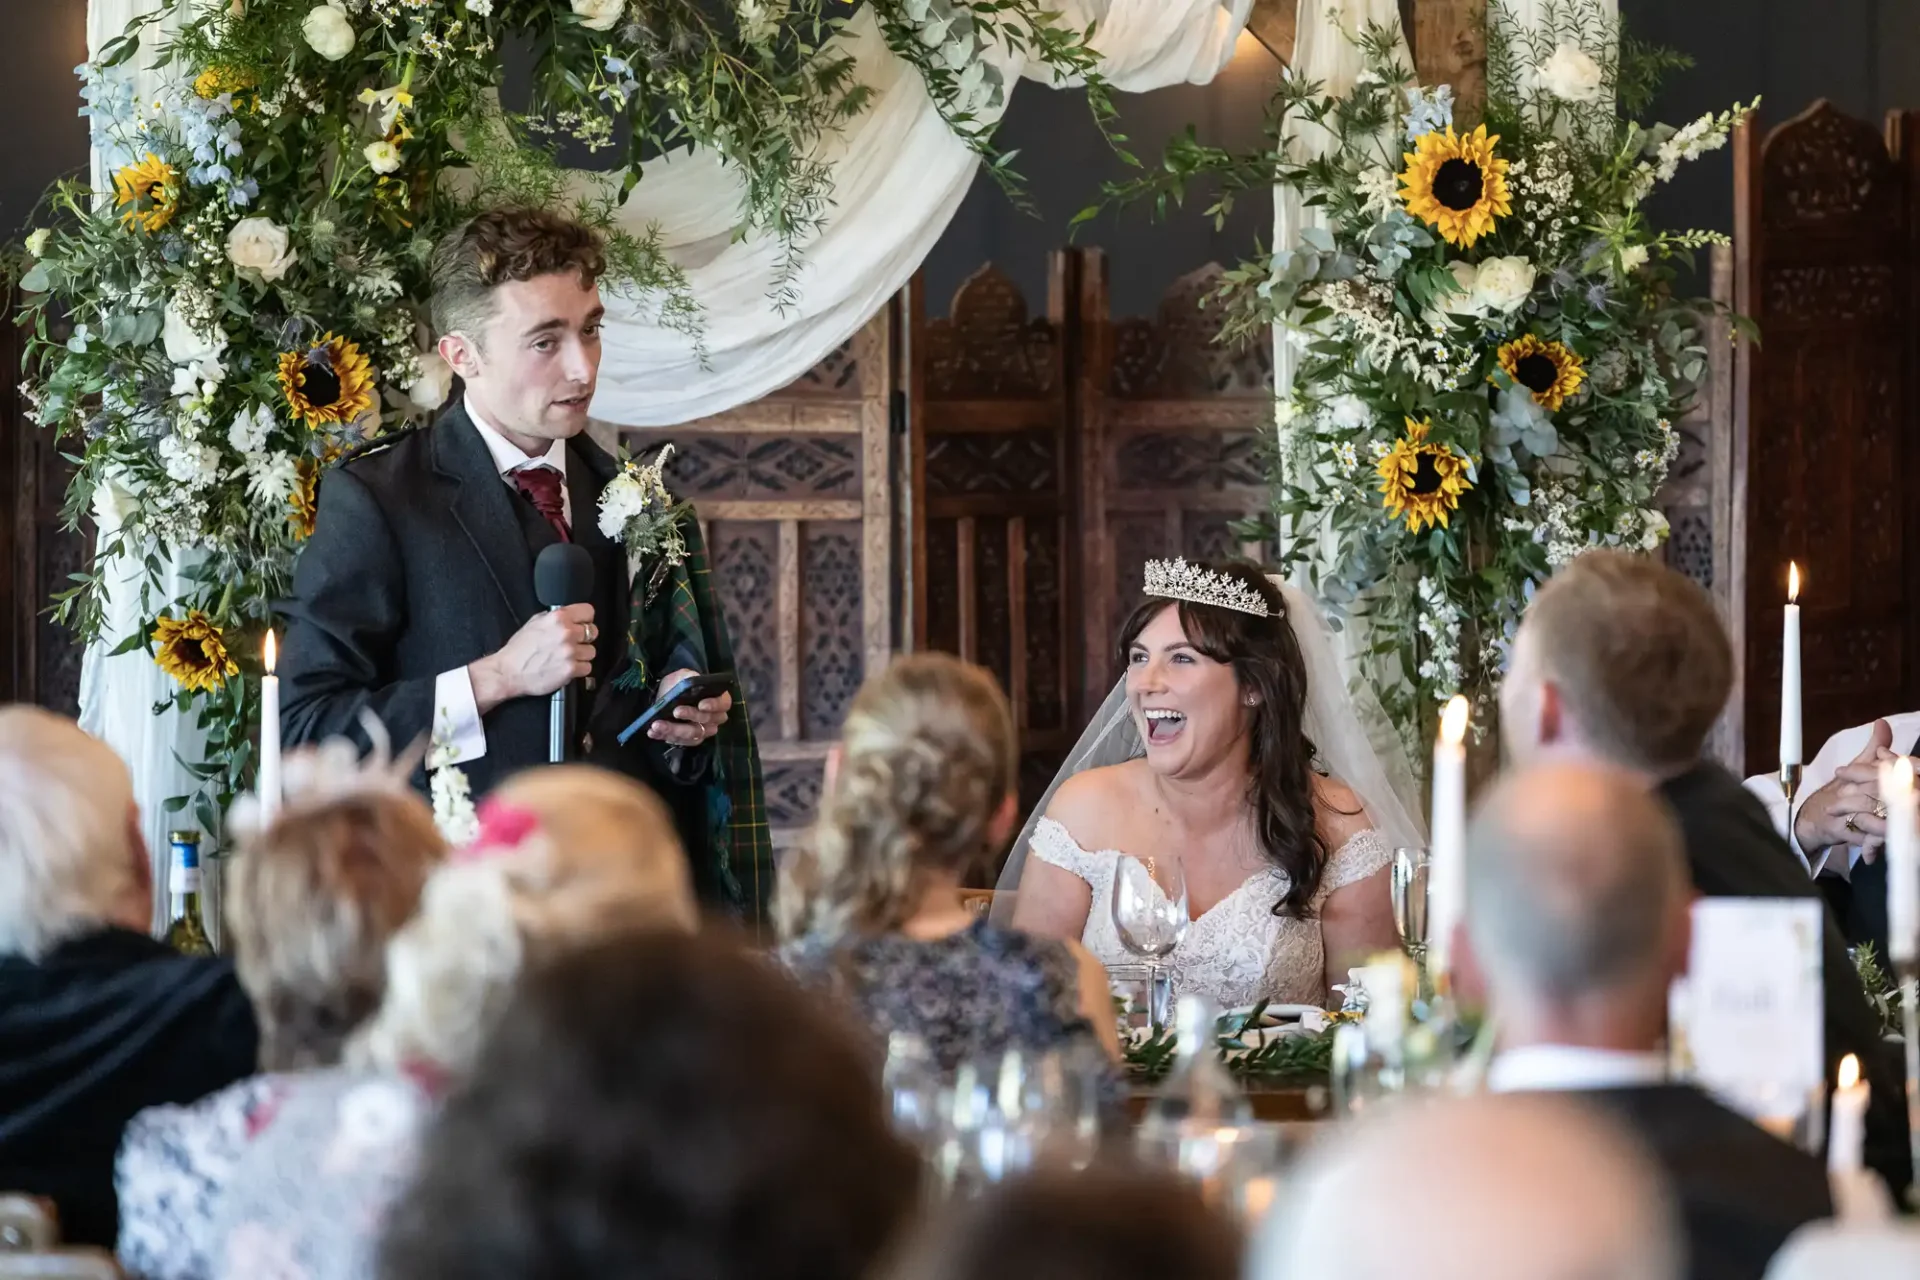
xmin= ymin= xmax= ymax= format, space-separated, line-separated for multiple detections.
xmin=117 ymin=759 xmax=445 ymax=1280
xmin=889 ymin=1166 xmax=1240 ymax=1280
xmin=1464 ymin=761 xmax=1831 ymax=1280
xmin=378 ymin=929 xmax=921 ymax=1280
xmin=1255 ymin=1092 xmax=1682 ymax=1280
xmin=207 ymin=765 xmax=696 ymax=1280
xmin=1500 ymin=550 xmax=1909 ymax=1198
xmin=0 ymin=707 xmax=256 ymax=1249
xmin=1744 ymin=714 xmax=1919 ymax=959
xmin=779 ymin=653 xmax=1120 ymax=1070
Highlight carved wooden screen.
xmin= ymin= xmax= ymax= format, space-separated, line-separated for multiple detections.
xmin=1075 ymin=252 xmax=1274 ymax=697
xmin=612 ymin=315 xmax=894 ymax=850
xmin=909 ymin=261 xmax=1078 ymax=814
xmin=1 ymin=294 xmax=85 ymax=713
xmin=1733 ymin=104 xmax=1920 ymax=774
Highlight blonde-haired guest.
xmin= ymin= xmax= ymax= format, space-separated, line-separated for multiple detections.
xmin=205 ymin=764 xmax=695 ymax=1280
xmin=118 ymin=771 xmax=445 ymax=1280
xmin=780 ymin=654 xmax=1121 ymax=1074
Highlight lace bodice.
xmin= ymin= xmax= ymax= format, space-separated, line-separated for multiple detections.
xmin=1029 ymin=818 xmax=1391 ymax=1008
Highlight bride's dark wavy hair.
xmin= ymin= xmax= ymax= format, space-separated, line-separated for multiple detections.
xmin=1119 ymin=560 xmax=1330 ymax=918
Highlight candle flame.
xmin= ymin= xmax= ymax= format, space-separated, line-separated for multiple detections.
xmin=263 ymin=629 xmax=277 ymax=674
xmin=1787 ymin=561 xmax=1800 ymax=603
xmin=1838 ymin=1053 xmax=1860 ymax=1090
xmin=1440 ymin=695 xmax=1470 ymax=746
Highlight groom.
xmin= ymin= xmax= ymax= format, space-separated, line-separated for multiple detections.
xmin=278 ymin=207 xmax=770 ymax=926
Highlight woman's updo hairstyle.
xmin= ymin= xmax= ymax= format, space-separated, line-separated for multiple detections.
xmin=778 ymin=654 xmax=1016 ymax=945
xmin=1118 ymin=559 xmax=1330 ymax=916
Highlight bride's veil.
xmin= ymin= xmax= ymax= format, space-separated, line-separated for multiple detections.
xmin=989 ymin=579 xmax=1427 ymax=925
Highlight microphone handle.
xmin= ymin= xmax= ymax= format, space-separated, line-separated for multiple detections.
xmin=547 ymin=604 xmax=569 ymax=765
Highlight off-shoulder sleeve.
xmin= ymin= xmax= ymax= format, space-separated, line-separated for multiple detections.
xmin=1028 ymin=817 xmax=1104 ymax=883
xmin=1321 ymin=827 xmax=1393 ymax=896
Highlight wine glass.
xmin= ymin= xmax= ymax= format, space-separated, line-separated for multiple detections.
xmin=1390 ymin=846 xmax=1430 ymax=965
xmin=1111 ymin=855 xmax=1190 ymax=1032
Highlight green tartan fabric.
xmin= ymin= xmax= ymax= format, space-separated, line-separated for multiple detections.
xmin=622 ymin=517 xmax=772 ymax=935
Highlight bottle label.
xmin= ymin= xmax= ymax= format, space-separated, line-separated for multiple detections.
xmin=169 ymin=866 xmax=201 ymax=895
xmin=170 ymin=838 xmax=200 ymax=870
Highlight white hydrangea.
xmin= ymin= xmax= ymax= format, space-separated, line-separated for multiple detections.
xmin=597 ymin=471 xmax=649 ymax=541
xmin=158 ymin=433 xmax=223 ymax=489
xmin=227 ymin=403 xmax=275 ymax=455
xmin=1533 ymin=43 xmax=1604 ymax=103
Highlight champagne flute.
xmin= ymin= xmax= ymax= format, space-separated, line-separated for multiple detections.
xmin=1390 ymin=846 xmax=1430 ymax=963
xmin=1111 ymin=855 xmax=1190 ymax=1033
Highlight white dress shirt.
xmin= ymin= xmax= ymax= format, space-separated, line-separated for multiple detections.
xmin=1741 ymin=711 xmax=1920 ymax=881
xmin=430 ymin=400 xmax=572 ymax=767
xmin=1486 ymin=1044 xmax=1669 ymax=1094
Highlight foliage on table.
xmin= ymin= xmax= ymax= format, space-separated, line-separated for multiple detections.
xmin=1853 ymin=942 xmax=1907 ymax=1042
xmin=10 ymin=0 xmax=1106 ymax=839
xmin=1082 ymin=0 xmax=1754 ymax=758
xmin=1124 ymin=1002 xmax=1341 ymax=1085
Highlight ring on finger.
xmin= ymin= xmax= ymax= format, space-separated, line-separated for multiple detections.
xmin=1872 ymin=800 xmax=1888 ymax=820
xmin=1846 ymin=816 xmax=1863 ymax=834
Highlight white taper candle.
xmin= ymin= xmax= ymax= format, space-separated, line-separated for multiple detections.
xmin=1780 ymin=563 xmax=1803 ymax=769
xmin=1883 ymin=754 xmax=1916 ymax=965
xmin=1427 ymin=695 xmax=1470 ymax=983
xmin=260 ymin=630 xmax=282 ymax=824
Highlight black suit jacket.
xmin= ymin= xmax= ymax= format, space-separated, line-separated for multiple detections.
xmin=1560 ymin=1085 xmax=1831 ymax=1280
xmin=0 ymin=930 xmax=257 ymax=1248
xmin=279 ymin=405 xmax=714 ymax=872
xmin=1659 ymin=763 xmax=1911 ymax=1201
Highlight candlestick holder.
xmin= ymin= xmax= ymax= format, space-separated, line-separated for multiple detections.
xmin=1900 ymin=958 xmax=1920 ymax=1208
xmin=1779 ymin=763 xmax=1804 ymax=807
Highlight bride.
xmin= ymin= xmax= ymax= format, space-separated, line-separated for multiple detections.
xmin=1002 ymin=558 xmax=1423 ymax=1008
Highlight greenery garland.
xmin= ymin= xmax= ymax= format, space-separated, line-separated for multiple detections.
xmin=1083 ymin=0 xmax=1754 ymax=758
xmin=11 ymin=0 xmax=1106 ymax=838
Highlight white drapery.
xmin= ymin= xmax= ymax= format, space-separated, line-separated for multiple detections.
xmin=598 ymin=0 xmax=1252 ymax=425
xmin=77 ymin=0 xmax=1253 ymax=866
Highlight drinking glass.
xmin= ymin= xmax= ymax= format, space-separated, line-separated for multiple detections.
xmin=1111 ymin=855 xmax=1190 ymax=1032
xmin=1390 ymin=846 xmax=1430 ymax=965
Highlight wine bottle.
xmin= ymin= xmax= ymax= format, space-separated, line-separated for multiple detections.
xmin=164 ymin=830 xmax=215 ymax=957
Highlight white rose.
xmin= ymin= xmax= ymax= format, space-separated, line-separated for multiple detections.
xmin=1436 ymin=260 xmax=1484 ymax=317
xmin=363 ymin=139 xmax=402 ymax=175
xmin=597 ymin=475 xmax=646 ymax=541
xmin=162 ymin=300 xmax=229 ymax=367
xmin=302 ymin=4 xmax=357 ymax=60
xmin=407 ymin=352 xmax=453 ymax=411
xmin=1534 ymin=43 xmax=1604 ymax=104
xmin=24 ymin=229 xmax=50 ymax=258
xmin=1470 ymin=255 xmax=1537 ymax=314
xmin=91 ymin=468 xmax=143 ymax=532
xmin=570 ymin=0 xmax=624 ymax=31
xmin=1327 ymin=394 xmax=1371 ymax=431
xmin=226 ymin=216 xmax=298 ymax=282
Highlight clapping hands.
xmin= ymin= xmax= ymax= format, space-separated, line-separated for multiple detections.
xmin=1793 ymin=719 xmax=1904 ymax=859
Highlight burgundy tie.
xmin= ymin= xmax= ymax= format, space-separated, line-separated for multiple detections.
xmin=511 ymin=466 xmax=570 ymax=543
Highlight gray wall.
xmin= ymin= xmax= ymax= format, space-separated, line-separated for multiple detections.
xmin=2 ymin=1 xmax=90 ymax=242
xmin=1618 ymin=0 xmax=1920 ymax=254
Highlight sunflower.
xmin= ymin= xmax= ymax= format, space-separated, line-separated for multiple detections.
xmin=288 ymin=458 xmax=320 ymax=540
xmin=152 ymin=612 xmax=239 ymax=693
xmin=1377 ymin=417 xmax=1473 ymax=533
xmin=112 ymin=154 xmax=180 ymax=233
xmin=278 ymin=334 xmax=376 ymax=427
xmin=1495 ymin=335 xmax=1586 ymax=411
xmin=193 ymin=65 xmax=257 ymax=107
xmin=1398 ymin=125 xmax=1512 ymax=248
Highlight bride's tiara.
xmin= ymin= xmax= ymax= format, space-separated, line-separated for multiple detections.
xmin=1142 ymin=557 xmax=1271 ymax=618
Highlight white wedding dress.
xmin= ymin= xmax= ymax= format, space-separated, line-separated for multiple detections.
xmin=1027 ymin=816 xmax=1393 ymax=1007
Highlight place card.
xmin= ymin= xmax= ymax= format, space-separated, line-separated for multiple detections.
xmin=1682 ymin=898 xmax=1824 ymax=1125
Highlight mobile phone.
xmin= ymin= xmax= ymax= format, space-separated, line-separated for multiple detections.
xmin=615 ymin=671 xmax=735 ymax=746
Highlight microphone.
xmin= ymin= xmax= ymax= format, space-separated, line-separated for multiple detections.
xmin=533 ymin=543 xmax=595 ymax=765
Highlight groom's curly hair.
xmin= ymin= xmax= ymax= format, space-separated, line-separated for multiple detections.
xmin=1121 ymin=561 xmax=1335 ymax=917
xmin=429 ymin=206 xmax=606 ymax=343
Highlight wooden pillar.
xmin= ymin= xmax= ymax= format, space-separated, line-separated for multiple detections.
xmin=1410 ymin=0 xmax=1486 ymax=122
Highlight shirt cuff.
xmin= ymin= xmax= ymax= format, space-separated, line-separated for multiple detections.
xmin=431 ymin=668 xmax=488 ymax=768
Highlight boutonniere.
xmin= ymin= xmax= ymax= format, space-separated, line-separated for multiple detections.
xmin=597 ymin=443 xmax=691 ymax=575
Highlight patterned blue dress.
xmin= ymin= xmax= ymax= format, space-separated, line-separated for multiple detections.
xmin=782 ymin=917 xmax=1108 ymax=1075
